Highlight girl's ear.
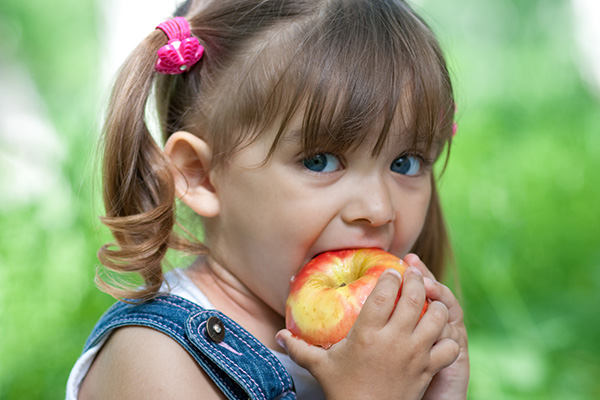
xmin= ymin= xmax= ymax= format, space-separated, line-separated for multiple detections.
xmin=163 ymin=131 xmax=220 ymax=217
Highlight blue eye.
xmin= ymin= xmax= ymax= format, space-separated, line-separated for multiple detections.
xmin=302 ymin=153 xmax=341 ymax=172
xmin=391 ymin=155 xmax=421 ymax=176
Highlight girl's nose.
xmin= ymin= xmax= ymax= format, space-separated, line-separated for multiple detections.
xmin=340 ymin=177 xmax=395 ymax=227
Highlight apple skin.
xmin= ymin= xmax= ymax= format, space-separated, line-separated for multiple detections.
xmin=285 ymin=249 xmax=427 ymax=348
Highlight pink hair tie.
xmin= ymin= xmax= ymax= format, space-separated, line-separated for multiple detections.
xmin=155 ymin=17 xmax=204 ymax=74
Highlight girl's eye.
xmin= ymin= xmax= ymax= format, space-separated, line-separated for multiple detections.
xmin=391 ymin=155 xmax=422 ymax=176
xmin=302 ymin=153 xmax=342 ymax=173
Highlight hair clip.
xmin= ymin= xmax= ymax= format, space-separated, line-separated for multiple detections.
xmin=155 ymin=17 xmax=204 ymax=74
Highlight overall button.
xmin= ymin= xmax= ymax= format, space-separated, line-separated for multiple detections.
xmin=206 ymin=316 xmax=225 ymax=343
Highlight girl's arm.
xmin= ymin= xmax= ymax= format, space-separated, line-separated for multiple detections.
xmin=78 ymin=326 xmax=227 ymax=400
xmin=277 ymin=266 xmax=461 ymax=400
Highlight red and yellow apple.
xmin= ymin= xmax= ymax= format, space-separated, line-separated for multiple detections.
xmin=285 ymin=248 xmax=427 ymax=348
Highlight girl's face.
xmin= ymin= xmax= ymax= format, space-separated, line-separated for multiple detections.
xmin=204 ymin=122 xmax=434 ymax=317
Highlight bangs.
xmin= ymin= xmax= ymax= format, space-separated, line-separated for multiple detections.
xmin=268 ymin=0 xmax=455 ymax=159
xmin=198 ymin=0 xmax=455 ymax=165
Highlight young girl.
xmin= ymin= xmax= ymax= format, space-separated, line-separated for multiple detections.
xmin=67 ymin=0 xmax=469 ymax=398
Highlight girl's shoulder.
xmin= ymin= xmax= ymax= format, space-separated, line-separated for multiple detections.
xmin=78 ymin=325 xmax=227 ymax=399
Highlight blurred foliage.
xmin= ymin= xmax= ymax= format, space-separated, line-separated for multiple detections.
xmin=0 ymin=0 xmax=598 ymax=399
xmin=0 ymin=0 xmax=114 ymax=398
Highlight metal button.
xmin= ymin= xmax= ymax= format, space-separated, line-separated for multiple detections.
xmin=206 ymin=316 xmax=225 ymax=343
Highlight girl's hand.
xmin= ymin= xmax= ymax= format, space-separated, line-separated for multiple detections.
xmin=404 ymin=254 xmax=470 ymax=400
xmin=276 ymin=266 xmax=460 ymax=400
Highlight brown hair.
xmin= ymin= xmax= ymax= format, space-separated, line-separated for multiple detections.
xmin=97 ymin=0 xmax=456 ymax=300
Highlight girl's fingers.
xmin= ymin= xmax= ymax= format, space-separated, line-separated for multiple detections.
xmin=275 ymin=329 xmax=324 ymax=370
xmin=429 ymin=337 xmax=461 ymax=372
xmin=404 ymin=253 xmax=436 ymax=281
xmin=423 ymin=278 xmax=464 ymax=324
xmin=353 ymin=268 xmax=403 ymax=331
xmin=388 ymin=266 xmax=427 ymax=329
xmin=413 ymin=300 xmax=448 ymax=344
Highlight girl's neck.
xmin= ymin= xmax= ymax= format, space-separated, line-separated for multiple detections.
xmin=186 ymin=257 xmax=286 ymax=352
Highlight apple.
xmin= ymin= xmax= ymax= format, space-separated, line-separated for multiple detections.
xmin=285 ymin=249 xmax=428 ymax=348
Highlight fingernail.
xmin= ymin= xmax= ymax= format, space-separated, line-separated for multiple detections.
xmin=404 ymin=253 xmax=417 ymax=265
xmin=383 ymin=268 xmax=403 ymax=280
xmin=425 ymin=277 xmax=435 ymax=286
xmin=276 ymin=334 xmax=286 ymax=350
xmin=409 ymin=266 xmax=422 ymax=277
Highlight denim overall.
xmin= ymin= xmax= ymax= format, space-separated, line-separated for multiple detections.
xmin=83 ymin=294 xmax=296 ymax=400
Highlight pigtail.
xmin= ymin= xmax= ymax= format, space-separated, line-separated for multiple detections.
xmin=97 ymin=30 xmax=204 ymax=301
xmin=95 ymin=0 xmax=310 ymax=301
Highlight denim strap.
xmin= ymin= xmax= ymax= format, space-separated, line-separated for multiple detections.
xmin=84 ymin=294 xmax=296 ymax=400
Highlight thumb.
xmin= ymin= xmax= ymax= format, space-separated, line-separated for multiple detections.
xmin=276 ymin=329 xmax=324 ymax=370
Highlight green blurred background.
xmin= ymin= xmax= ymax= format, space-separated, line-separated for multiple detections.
xmin=1 ymin=0 xmax=598 ymax=398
